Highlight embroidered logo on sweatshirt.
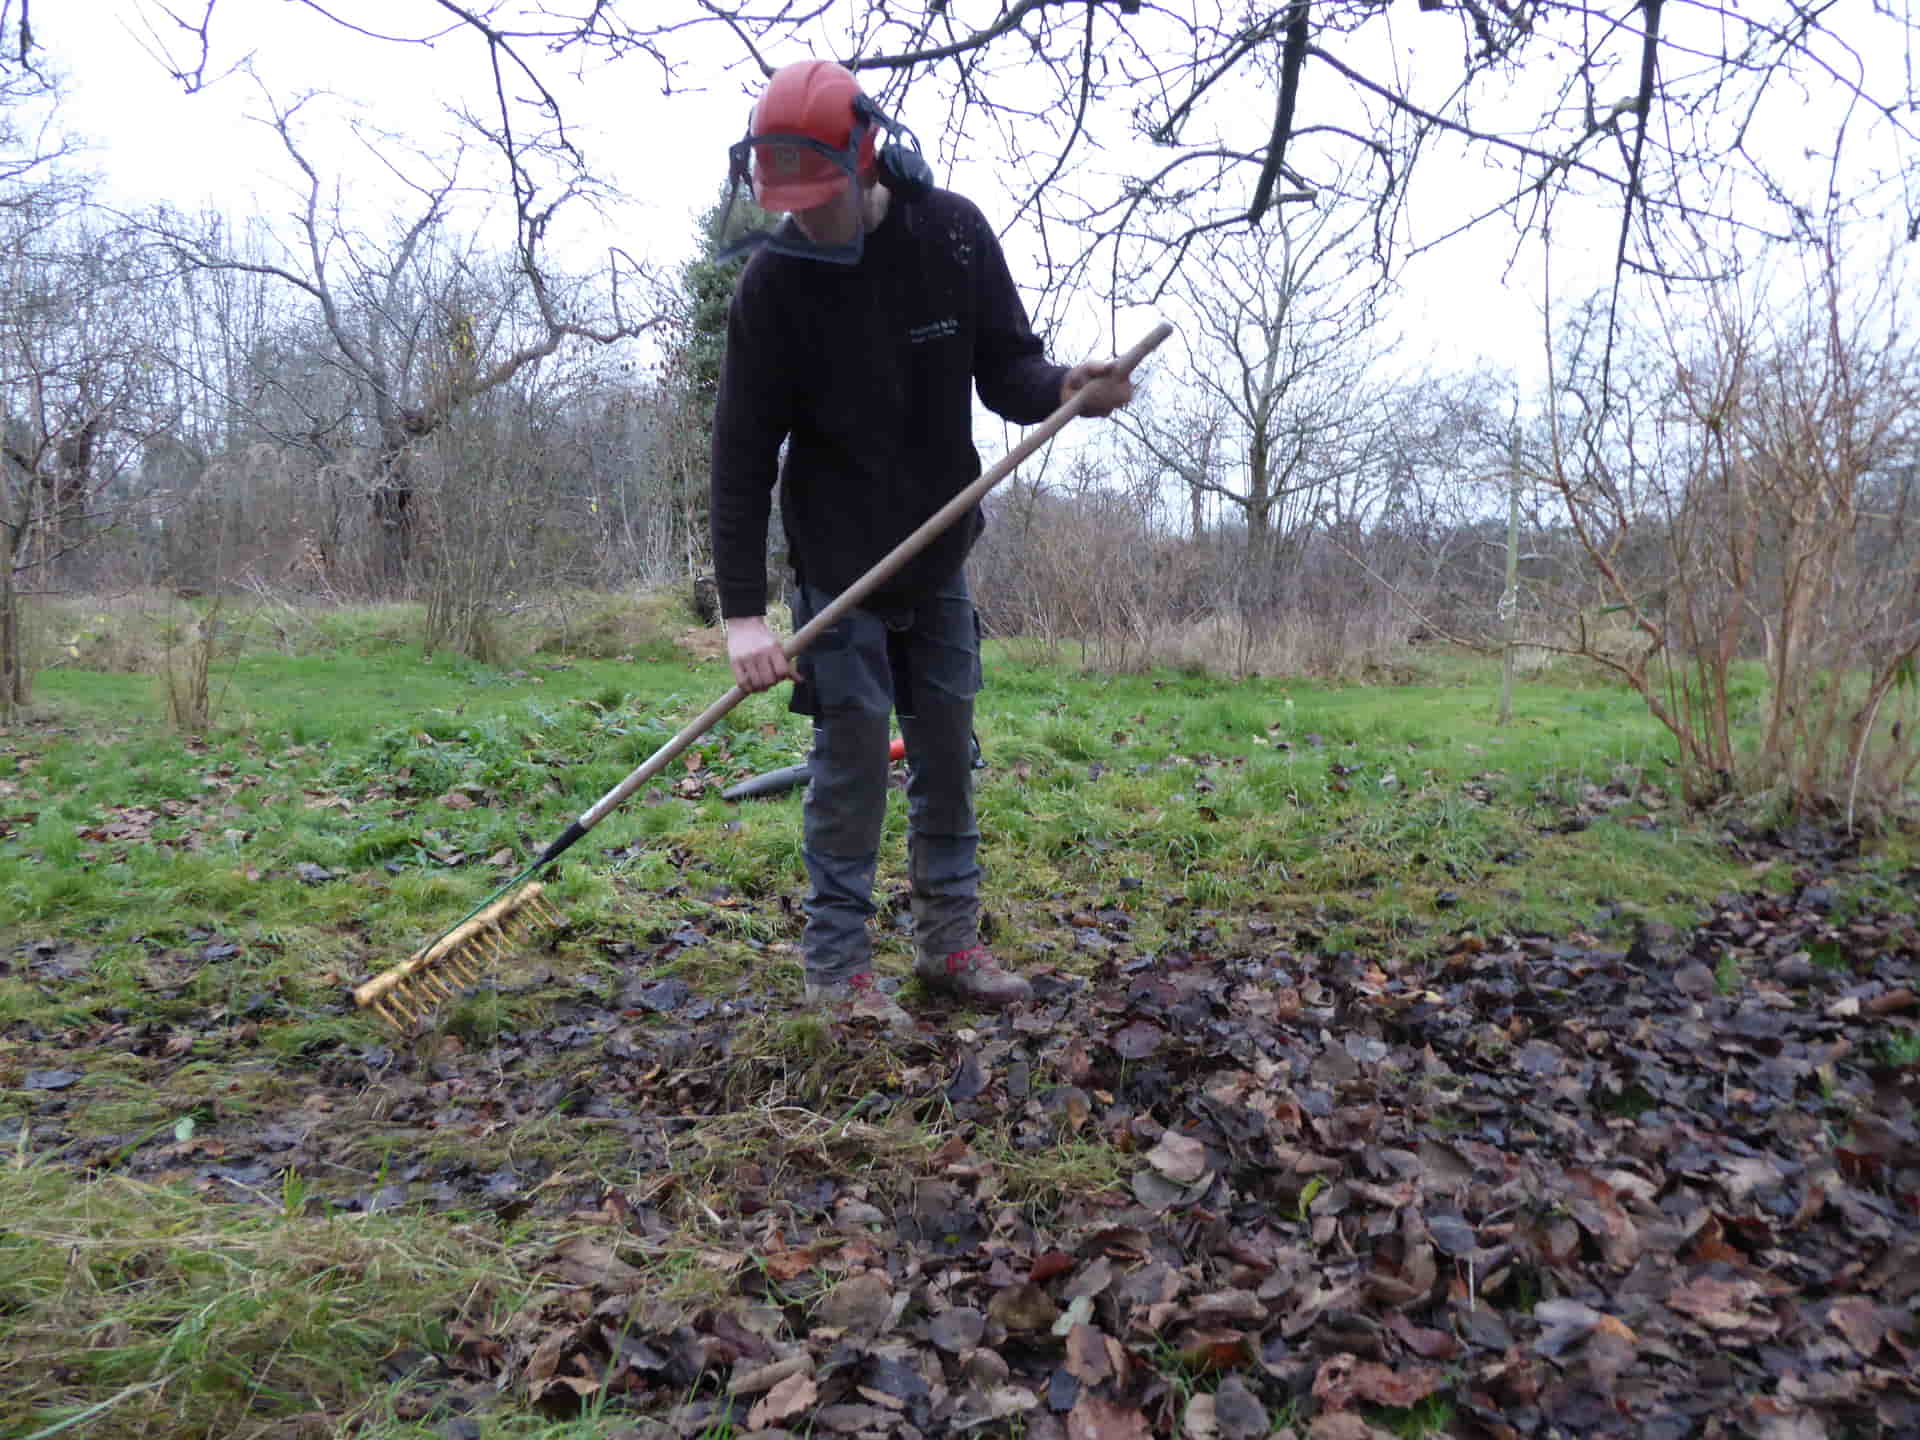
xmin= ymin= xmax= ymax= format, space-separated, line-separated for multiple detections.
xmin=908 ymin=317 xmax=958 ymax=344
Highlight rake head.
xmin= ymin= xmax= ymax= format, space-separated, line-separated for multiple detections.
xmin=353 ymin=881 xmax=562 ymax=1031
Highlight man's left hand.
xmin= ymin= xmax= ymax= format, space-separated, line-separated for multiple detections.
xmin=1061 ymin=358 xmax=1136 ymax=418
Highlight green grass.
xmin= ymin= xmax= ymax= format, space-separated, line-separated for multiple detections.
xmin=1369 ymin=1394 xmax=1458 ymax=1437
xmin=12 ymin=646 xmax=1713 ymax=949
xmin=2 ymin=595 xmax=1912 ymax=1437
xmin=964 ymin=657 xmax=1727 ymax=957
xmin=0 ymin=1165 xmax=523 ymax=1439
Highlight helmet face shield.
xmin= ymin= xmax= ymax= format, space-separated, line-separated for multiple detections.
xmin=741 ymin=132 xmax=854 ymax=212
xmin=715 ymin=65 xmax=934 ymax=267
xmin=716 ymin=122 xmax=873 ymax=266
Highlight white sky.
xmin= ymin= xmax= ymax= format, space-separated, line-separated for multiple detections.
xmin=51 ymin=1 xmax=741 ymax=256
xmin=38 ymin=0 xmax=1912 ymax=411
xmin=43 ymin=0 xmax=1543 ymax=376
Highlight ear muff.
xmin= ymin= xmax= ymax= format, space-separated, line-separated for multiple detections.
xmin=854 ymin=94 xmax=935 ymax=202
xmin=879 ymin=135 xmax=935 ymax=200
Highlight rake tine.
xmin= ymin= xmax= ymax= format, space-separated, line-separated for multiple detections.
xmin=354 ymin=881 xmax=552 ymax=1027
xmin=443 ymin=949 xmax=482 ymax=985
xmin=387 ymin=990 xmax=422 ymax=1029
xmin=436 ymin=957 xmax=473 ymax=988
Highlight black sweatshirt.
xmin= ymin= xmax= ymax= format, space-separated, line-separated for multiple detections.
xmin=710 ymin=187 xmax=1068 ymax=619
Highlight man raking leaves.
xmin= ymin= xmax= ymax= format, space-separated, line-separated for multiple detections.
xmin=353 ymin=63 xmax=1164 ymax=1033
xmin=711 ymin=59 xmax=1140 ymax=1023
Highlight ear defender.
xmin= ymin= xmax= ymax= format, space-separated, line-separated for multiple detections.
xmin=854 ymin=94 xmax=935 ymax=202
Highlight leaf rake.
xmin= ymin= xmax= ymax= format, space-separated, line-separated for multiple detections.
xmin=353 ymin=321 xmax=1173 ymax=1031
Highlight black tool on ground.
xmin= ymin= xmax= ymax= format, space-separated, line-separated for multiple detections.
xmin=722 ymin=731 xmax=985 ymax=802
xmin=723 ymin=735 xmax=906 ymax=802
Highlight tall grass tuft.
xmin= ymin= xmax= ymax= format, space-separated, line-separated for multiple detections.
xmin=156 ymin=596 xmax=226 ymax=734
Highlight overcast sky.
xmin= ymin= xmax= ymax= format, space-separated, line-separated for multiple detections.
xmin=39 ymin=0 xmax=1907 ymax=414
xmin=52 ymin=2 xmax=739 ymax=255
xmin=43 ymin=0 xmax=1576 ymax=385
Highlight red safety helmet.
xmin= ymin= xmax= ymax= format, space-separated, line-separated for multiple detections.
xmin=745 ymin=60 xmax=876 ymax=213
xmin=715 ymin=60 xmax=933 ymax=265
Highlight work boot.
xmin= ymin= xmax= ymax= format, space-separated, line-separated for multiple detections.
xmin=803 ymin=971 xmax=912 ymax=1029
xmin=915 ymin=947 xmax=1032 ymax=1010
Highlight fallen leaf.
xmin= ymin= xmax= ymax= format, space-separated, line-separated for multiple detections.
xmin=730 ymin=1355 xmax=812 ymax=1397
xmin=1053 ymin=1294 xmax=1095 ymax=1337
xmin=1064 ymin=1257 xmax=1115 ymax=1300
xmin=1111 ymin=1021 xmax=1164 ymax=1059
xmin=1031 ymin=1250 xmax=1077 ymax=1284
xmin=1175 ymin=1328 xmax=1251 ymax=1372
xmin=1383 ymin=1309 xmax=1460 ymax=1360
xmin=1068 ymin=1392 xmax=1152 ymax=1440
xmin=1584 ymin=1328 xmax=1637 ymax=1394
xmin=1064 ymin=1323 xmax=1112 ymax=1385
xmin=1750 ymin=1406 xmax=1833 ymax=1440
xmin=815 ymin=1402 xmax=896 ymax=1432
xmin=1309 ymin=1416 xmax=1397 ymax=1440
xmin=761 ymin=1237 xmax=837 ymax=1283
xmin=988 ymin=1283 xmax=1060 ymax=1333
xmin=1212 ymin=1374 xmax=1269 ymax=1440
xmin=552 ymin=1237 xmax=645 ymax=1292
xmin=747 ymin=1372 xmax=816 ymax=1431
xmin=971 ymin=1386 xmax=1040 ymax=1422
xmin=1668 ymin=1274 xmax=1775 ymax=1334
xmin=930 ymin=1307 xmax=986 ymax=1353
xmin=1347 ymin=1361 xmax=1444 ymax=1409
xmin=1826 ymin=1296 xmax=1892 ymax=1358
xmin=1720 ymin=1155 xmax=1786 ymax=1203
xmin=1132 ymin=1167 xmax=1212 ymax=1212
xmin=1425 ymin=1207 xmax=1476 ymax=1258
xmin=817 ymin=1271 xmax=893 ymax=1334
xmin=1148 ymin=1129 xmax=1210 ymax=1183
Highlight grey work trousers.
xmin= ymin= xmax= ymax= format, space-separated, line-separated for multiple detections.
xmin=789 ymin=572 xmax=982 ymax=984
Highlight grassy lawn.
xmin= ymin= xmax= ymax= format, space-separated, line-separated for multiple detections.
xmin=1 ymin=596 xmax=1912 ymax=1439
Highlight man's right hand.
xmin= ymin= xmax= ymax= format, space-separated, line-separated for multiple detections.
xmin=725 ymin=615 xmax=794 ymax=693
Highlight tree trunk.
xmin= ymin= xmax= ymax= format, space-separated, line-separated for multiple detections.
xmin=0 ymin=520 xmax=27 ymax=714
xmin=372 ymin=481 xmax=413 ymax=589
xmin=371 ymin=440 xmax=415 ymax=592
xmin=1499 ymin=428 xmax=1522 ymax=726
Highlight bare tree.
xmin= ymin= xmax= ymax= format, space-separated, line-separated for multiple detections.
xmin=3 ymin=61 xmax=183 ymax=708
xmin=1529 ymin=244 xmax=1920 ymax=816
xmin=1122 ymin=196 xmax=1390 ymax=615
xmin=1 ymin=188 xmax=180 ymax=710
xmin=148 ymin=83 xmax=665 ymax=590
xmin=73 ymin=2 xmax=1919 ymax=315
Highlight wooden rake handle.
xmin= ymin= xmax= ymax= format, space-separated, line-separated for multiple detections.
xmin=533 ymin=320 xmax=1175 ymax=860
